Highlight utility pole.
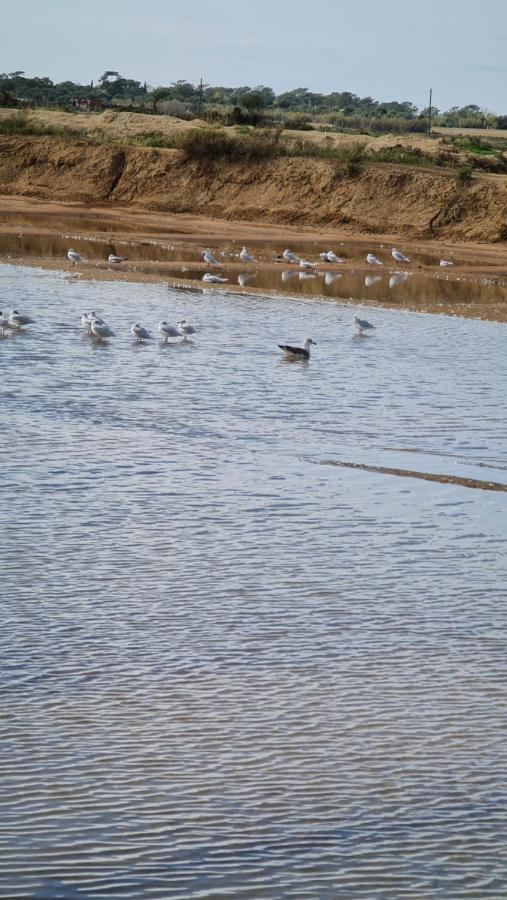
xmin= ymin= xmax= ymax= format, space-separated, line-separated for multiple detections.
xmin=197 ymin=78 xmax=203 ymax=118
xmin=428 ymin=87 xmax=433 ymax=136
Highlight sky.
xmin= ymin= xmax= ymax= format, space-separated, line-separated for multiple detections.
xmin=2 ymin=0 xmax=506 ymax=112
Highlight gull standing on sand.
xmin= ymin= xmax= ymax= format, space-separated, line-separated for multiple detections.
xmin=202 ymin=273 xmax=228 ymax=283
xmin=440 ymin=259 xmax=453 ymax=267
xmin=177 ymin=320 xmax=195 ymax=339
xmin=202 ymin=249 xmax=220 ymax=266
xmin=9 ymin=309 xmax=35 ymax=329
xmin=299 ymin=259 xmax=317 ymax=269
xmin=283 ymin=249 xmax=301 ymax=264
xmin=131 ymin=323 xmax=152 ymax=343
xmin=392 ymin=247 xmax=410 ymax=263
xmin=90 ymin=317 xmax=115 ymax=342
xmin=366 ymin=253 xmax=383 ymax=266
xmin=158 ymin=321 xmax=180 ymax=341
xmin=353 ymin=314 xmax=375 ymax=335
xmin=240 ymin=246 xmax=256 ymax=263
xmin=278 ymin=337 xmax=316 ymax=360
xmin=67 ymin=249 xmax=83 ymax=266
xmin=109 ymin=253 xmax=127 ymax=264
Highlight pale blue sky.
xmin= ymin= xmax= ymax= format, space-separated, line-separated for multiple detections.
xmin=3 ymin=0 xmax=506 ymax=111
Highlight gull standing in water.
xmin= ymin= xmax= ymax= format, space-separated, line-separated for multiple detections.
xmin=392 ymin=247 xmax=410 ymax=263
xmin=366 ymin=253 xmax=383 ymax=266
xmin=0 ymin=311 xmax=11 ymax=334
xmin=283 ymin=249 xmax=301 ymax=264
xmin=67 ymin=249 xmax=83 ymax=266
xmin=326 ymin=251 xmax=344 ymax=263
xmin=202 ymin=249 xmax=220 ymax=266
xmin=278 ymin=337 xmax=316 ymax=360
xmin=9 ymin=309 xmax=35 ymax=329
xmin=177 ymin=320 xmax=196 ymax=339
xmin=158 ymin=321 xmax=180 ymax=341
xmin=131 ymin=323 xmax=152 ymax=343
xmin=90 ymin=317 xmax=114 ymax=342
xmin=202 ymin=273 xmax=227 ymax=284
xmin=353 ymin=314 xmax=375 ymax=335
xmin=240 ymin=246 xmax=256 ymax=263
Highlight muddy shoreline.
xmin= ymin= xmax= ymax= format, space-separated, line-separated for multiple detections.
xmin=1 ymin=195 xmax=506 ymax=322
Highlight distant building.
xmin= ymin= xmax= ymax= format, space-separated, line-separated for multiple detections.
xmin=72 ymin=97 xmax=103 ymax=112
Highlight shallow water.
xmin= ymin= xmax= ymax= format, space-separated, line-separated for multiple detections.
xmin=1 ymin=264 xmax=507 ymax=898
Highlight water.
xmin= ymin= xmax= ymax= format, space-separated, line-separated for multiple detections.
xmin=1 ymin=264 xmax=507 ymax=899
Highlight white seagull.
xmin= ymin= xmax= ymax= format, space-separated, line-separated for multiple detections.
xmin=67 ymin=249 xmax=83 ymax=266
xmin=366 ymin=253 xmax=383 ymax=266
xmin=239 ymin=246 xmax=256 ymax=263
xmin=392 ymin=247 xmax=410 ymax=263
xmin=326 ymin=251 xmax=344 ymax=264
xmin=108 ymin=253 xmax=127 ymax=264
xmin=177 ymin=319 xmax=196 ymax=339
xmin=440 ymin=259 xmax=453 ymax=267
xmin=131 ymin=323 xmax=152 ymax=343
xmin=283 ymin=249 xmax=301 ymax=264
xmin=353 ymin=314 xmax=375 ymax=335
xmin=9 ymin=309 xmax=35 ymax=329
xmin=202 ymin=273 xmax=227 ymax=283
xmin=299 ymin=259 xmax=317 ymax=269
xmin=90 ymin=317 xmax=115 ymax=342
xmin=158 ymin=321 xmax=180 ymax=341
xmin=0 ymin=310 xmax=11 ymax=334
xmin=278 ymin=337 xmax=316 ymax=360
xmin=202 ymin=249 xmax=219 ymax=266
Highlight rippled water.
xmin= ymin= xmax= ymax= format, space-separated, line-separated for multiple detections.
xmin=1 ymin=264 xmax=507 ymax=898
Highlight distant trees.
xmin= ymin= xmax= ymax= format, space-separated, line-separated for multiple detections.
xmin=0 ymin=71 xmax=505 ymax=130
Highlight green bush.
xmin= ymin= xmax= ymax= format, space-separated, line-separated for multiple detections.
xmin=456 ymin=165 xmax=473 ymax=184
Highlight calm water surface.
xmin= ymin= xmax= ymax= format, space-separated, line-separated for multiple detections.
xmin=1 ymin=264 xmax=506 ymax=898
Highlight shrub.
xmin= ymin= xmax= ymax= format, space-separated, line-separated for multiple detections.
xmin=456 ymin=165 xmax=473 ymax=184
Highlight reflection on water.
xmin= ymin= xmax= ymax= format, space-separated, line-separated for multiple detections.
xmin=1 ymin=264 xmax=507 ymax=898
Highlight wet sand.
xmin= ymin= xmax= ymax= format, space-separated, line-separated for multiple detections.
xmin=1 ymin=195 xmax=506 ymax=321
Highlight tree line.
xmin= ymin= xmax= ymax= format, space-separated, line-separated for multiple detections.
xmin=1 ymin=71 xmax=505 ymax=130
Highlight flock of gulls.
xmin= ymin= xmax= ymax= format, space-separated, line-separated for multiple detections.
xmin=4 ymin=239 xmax=449 ymax=359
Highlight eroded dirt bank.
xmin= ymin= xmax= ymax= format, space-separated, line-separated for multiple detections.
xmin=1 ymin=136 xmax=507 ymax=243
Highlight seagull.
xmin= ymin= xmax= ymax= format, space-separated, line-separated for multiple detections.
xmin=67 ymin=249 xmax=83 ymax=266
xmin=319 ymin=252 xmax=330 ymax=260
xmin=9 ymin=309 xmax=35 ymax=329
xmin=283 ymin=249 xmax=301 ymax=264
xmin=365 ymin=274 xmax=381 ymax=287
xmin=440 ymin=259 xmax=453 ymax=267
xmin=366 ymin=253 xmax=383 ymax=266
xmin=202 ymin=273 xmax=227 ymax=283
xmin=202 ymin=249 xmax=219 ymax=266
xmin=391 ymin=247 xmax=410 ymax=263
xmin=278 ymin=337 xmax=316 ymax=360
xmin=80 ymin=312 xmax=93 ymax=332
xmin=0 ymin=311 xmax=11 ymax=334
xmin=177 ymin=320 xmax=195 ymax=339
xmin=108 ymin=253 xmax=127 ymax=264
xmin=299 ymin=259 xmax=317 ymax=269
xmin=158 ymin=321 xmax=180 ymax=341
xmin=326 ymin=251 xmax=344 ymax=264
xmin=90 ymin=317 xmax=114 ymax=342
xmin=353 ymin=314 xmax=375 ymax=335
xmin=131 ymin=323 xmax=152 ymax=343
xmin=239 ymin=246 xmax=256 ymax=263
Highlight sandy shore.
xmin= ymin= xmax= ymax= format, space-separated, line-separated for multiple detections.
xmin=1 ymin=195 xmax=506 ymax=321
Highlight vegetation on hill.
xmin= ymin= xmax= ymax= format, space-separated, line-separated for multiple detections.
xmin=1 ymin=71 xmax=506 ymax=133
